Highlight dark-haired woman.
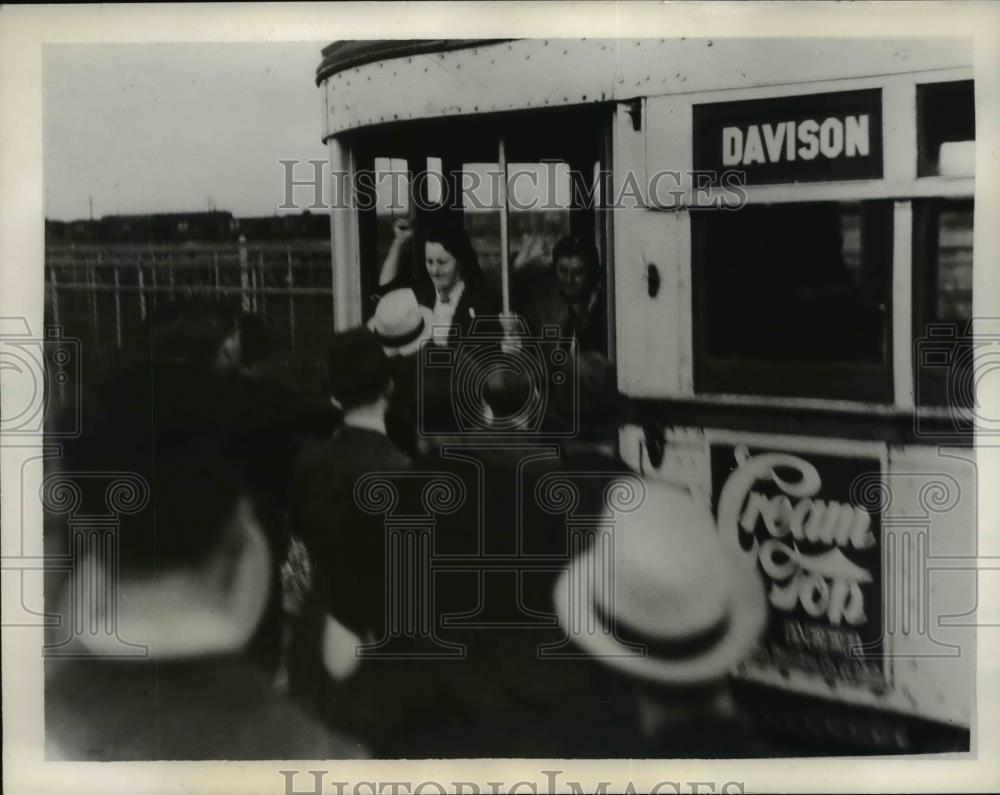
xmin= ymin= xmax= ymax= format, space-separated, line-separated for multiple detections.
xmin=377 ymin=217 xmax=500 ymax=345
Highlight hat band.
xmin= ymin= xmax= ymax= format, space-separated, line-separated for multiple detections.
xmin=592 ymin=598 xmax=732 ymax=661
xmin=375 ymin=317 xmax=426 ymax=348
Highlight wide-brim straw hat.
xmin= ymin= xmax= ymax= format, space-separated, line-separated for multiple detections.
xmin=368 ymin=287 xmax=434 ymax=357
xmin=553 ymin=480 xmax=767 ymax=685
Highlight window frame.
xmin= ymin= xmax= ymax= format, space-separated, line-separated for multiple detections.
xmin=691 ymin=199 xmax=896 ymax=403
xmin=911 ymin=196 xmax=975 ymax=408
xmin=636 ymin=67 xmax=973 ymax=413
xmin=347 ymin=104 xmax=615 ymax=352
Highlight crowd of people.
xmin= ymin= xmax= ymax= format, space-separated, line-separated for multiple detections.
xmin=43 ymin=212 xmax=774 ymax=760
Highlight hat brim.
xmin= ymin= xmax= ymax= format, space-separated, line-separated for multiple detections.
xmin=368 ymin=306 xmax=434 ymax=358
xmin=553 ymin=544 xmax=767 ymax=686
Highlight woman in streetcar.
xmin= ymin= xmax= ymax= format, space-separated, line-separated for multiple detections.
xmin=376 ymin=214 xmax=500 ymax=345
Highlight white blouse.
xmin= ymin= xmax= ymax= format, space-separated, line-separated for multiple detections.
xmin=431 ymin=280 xmax=466 ymax=346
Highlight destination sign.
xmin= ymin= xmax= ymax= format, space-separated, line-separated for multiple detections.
xmin=694 ymin=89 xmax=883 ymax=185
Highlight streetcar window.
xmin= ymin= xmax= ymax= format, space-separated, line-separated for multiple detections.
xmin=508 ymin=161 xmax=572 ymax=268
xmin=372 ymin=157 xmax=410 ymax=267
xmin=352 ymin=105 xmax=611 ymax=347
xmin=693 ymin=200 xmax=893 ymax=402
xmin=460 ymin=159 xmax=586 ymax=339
xmin=913 ymin=198 xmax=974 ymax=407
xmin=917 ymin=80 xmax=974 ymax=177
xmin=507 ymin=161 xmax=573 ymax=334
xmin=461 ymin=161 xmax=505 ymax=299
xmin=425 ymin=157 xmax=445 ymax=205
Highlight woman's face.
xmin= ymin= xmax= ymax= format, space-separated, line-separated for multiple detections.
xmin=425 ymin=241 xmax=461 ymax=294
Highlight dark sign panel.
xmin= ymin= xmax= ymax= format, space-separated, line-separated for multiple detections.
xmin=711 ymin=443 xmax=886 ymax=691
xmin=694 ymin=89 xmax=883 ymax=185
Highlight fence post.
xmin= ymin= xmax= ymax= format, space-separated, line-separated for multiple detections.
xmin=239 ymin=236 xmax=250 ymax=312
xmin=213 ymin=251 xmax=220 ymax=291
xmin=249 ymin=257 xmax=258 ymax=313
xmin=258 ymin=249 xmax=266 ymax=316
xmin=287 ymin=247 xmax=296 ymax=356
xmin=89 ymin=257 xmax=101 ymax=357
xmin=47 ymin=265 xmax=67 ymax=405
xmin=113 ymin=266 xmax=122 ymax=349
xmin=48 ymin=265 xmax=61 ymax=329
xmin=149 ymin=253 xmax=157 ymax=313
xmin=137 ymin=255 xmax=147 ymax=321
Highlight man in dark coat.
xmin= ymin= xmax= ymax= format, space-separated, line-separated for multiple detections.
xmin=288 ymin=328 xmax=419 ymax=736
xmin=358 ymin=360 xmax=638 ymax=757
xmin=292 ymin=327 xmax=413 ymax=645
xmin=516 ymin=235 xmax=609 ymax=355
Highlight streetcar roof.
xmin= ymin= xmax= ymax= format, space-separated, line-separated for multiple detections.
xmin=317 ymin=38 xmax=971 ymax=141
xmin=316 ymin=40 xmax=509 ymax=85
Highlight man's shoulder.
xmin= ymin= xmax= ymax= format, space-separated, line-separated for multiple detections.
xmin=296 ymin=430 xmax=412 ymax=481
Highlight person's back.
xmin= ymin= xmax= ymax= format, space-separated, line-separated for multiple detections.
xmin=288 ymin=328 xmax=421 ymax=746
xmin=294 ymin=424 xmax=413 ymax=637
xmin=383 ymin=434 xmax=637 ymax=757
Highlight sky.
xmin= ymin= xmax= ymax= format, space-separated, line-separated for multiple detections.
xmin=43 ymin=42 xmax=328 ymax=220
xmin=42 ymin=42 xmax=573 ymax=222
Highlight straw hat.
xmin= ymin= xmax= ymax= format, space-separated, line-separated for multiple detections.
xmin=553 ymin=480 xmax=766 ymax=685
xmin=368 ymin=288 xmax=434 ymax=357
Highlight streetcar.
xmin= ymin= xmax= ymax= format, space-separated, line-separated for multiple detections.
xmin=315 ymin=37 xmax=978 ymax=753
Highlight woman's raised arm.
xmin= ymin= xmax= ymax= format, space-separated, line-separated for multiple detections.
xmin=378 ymin=218 xmax=414 ymax=287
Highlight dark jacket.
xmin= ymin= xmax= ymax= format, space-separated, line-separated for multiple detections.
xmin=515 ymin=268 xmax=608 ymax=354
xmin=45 ymin=655 xmax=366 ymax=760
xmin=287 ymin=439 xmax=649 ymax=758
xmin=292 ymin=425 xmax=414 ymax=638
xmin=323 ymin=443 xmax=641 ymax=758
xmin=385 ymin=354 xmax=429 ymax=456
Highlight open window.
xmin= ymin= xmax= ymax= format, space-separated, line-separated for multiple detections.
xmin=350 ymin=105 xmax=612 ymax=355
